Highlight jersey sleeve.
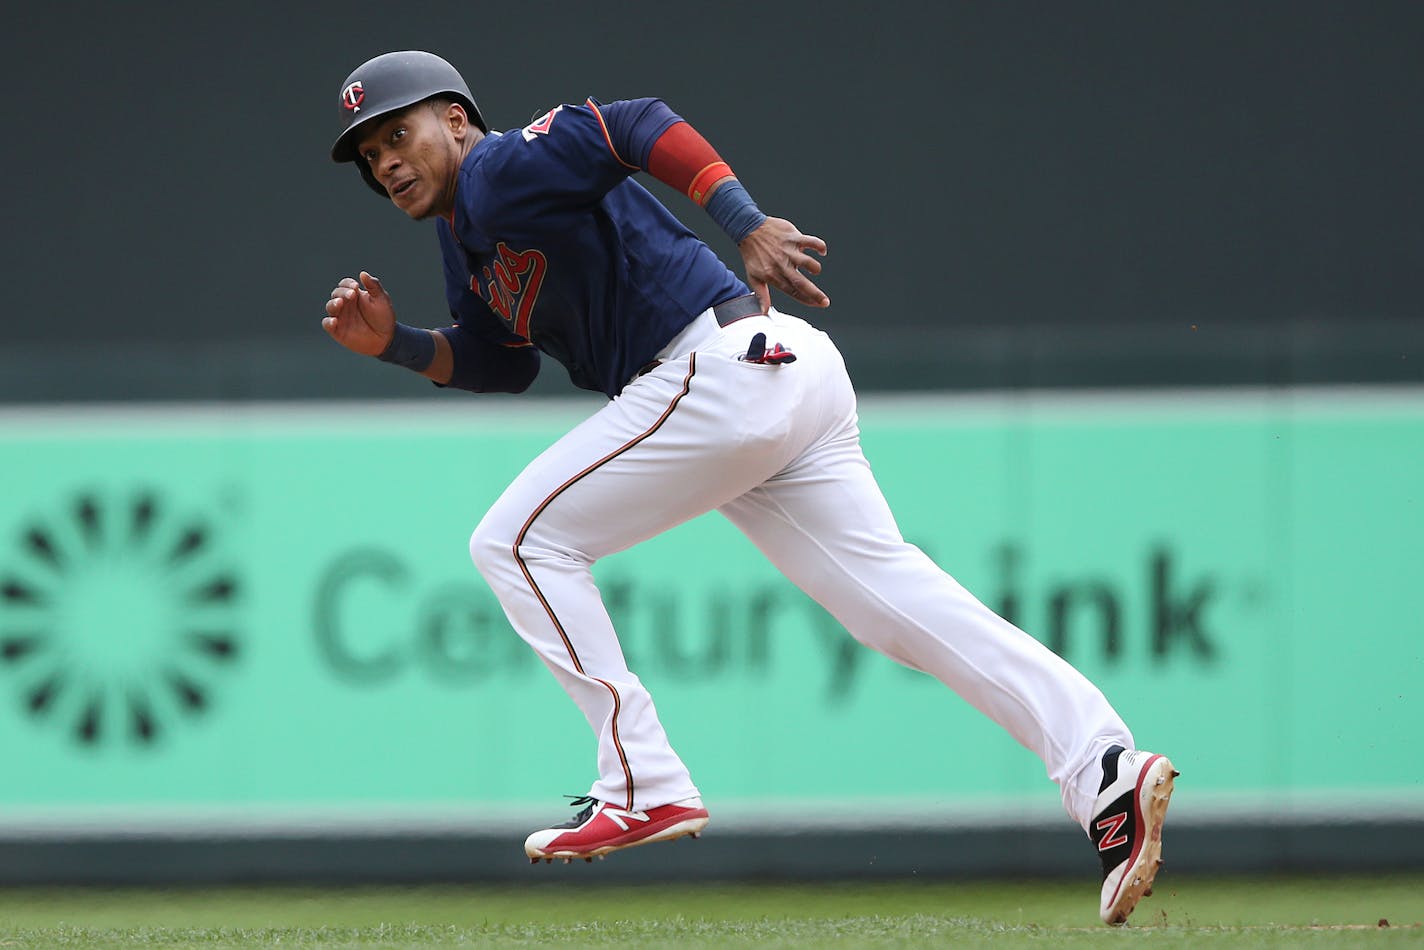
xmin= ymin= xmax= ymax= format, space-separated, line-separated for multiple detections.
xmin=436 ymin=322 xmax=540 ymax=393
xmin=476 ymin=100 xmax=653 ymax=214
xmin=597 ymin=98 xmax=683 ymax=170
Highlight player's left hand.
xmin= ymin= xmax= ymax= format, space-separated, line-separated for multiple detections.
xmin=738 ymin=217 xmax=830 ymax=313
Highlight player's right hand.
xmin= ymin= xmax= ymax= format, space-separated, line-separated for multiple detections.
xmin=322 ymin=272 xmax=397 ymax=357
xmin=737 ymin=217 xmax=830 ymax=314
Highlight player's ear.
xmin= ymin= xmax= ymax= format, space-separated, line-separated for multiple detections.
xmin=445 ymin=102 xmax=470 ymax=139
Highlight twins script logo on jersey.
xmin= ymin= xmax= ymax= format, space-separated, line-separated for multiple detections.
xmin=474 ymin=242 xmax=547 ymax=340
xmin=342 ymin=81 xmax=365 ymax=112
xmin=521 ymin=105 xmax=563 ymax=142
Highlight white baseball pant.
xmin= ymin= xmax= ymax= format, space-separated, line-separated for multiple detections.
xmin=469 ymin=307 xmax=1133 ymax=829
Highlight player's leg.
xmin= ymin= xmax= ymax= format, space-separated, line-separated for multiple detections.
xmin=719 ymin=442 xmax=1134 ymax=825
xmin=468 ymin=314 xmax=814 ymax=856
xmin=716 ymin=329 xmax=1174 ymax=922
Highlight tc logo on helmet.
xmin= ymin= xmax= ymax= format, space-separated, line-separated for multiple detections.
xmin=342 ymin=81 xmax=365 ymax=112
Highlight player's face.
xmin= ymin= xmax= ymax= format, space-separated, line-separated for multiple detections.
xmin=356 ymin=104 xmax=470 ymax=220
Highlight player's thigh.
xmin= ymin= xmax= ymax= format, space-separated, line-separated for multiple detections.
xmin=717 ymin=433 xmax=936 ymax=617
xmin=474 ymin=355 xmax=795 ymax=566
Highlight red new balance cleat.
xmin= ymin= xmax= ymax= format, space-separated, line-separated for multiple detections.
xmin=524 ymin=795 xmax=710 ymax=861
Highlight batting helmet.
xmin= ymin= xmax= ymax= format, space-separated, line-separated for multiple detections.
xmin=330 ymin=50 xmax=488 ymax=197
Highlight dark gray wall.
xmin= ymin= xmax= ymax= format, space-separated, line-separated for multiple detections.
xmin=3 ymin=1 xmax=1421 ymax=400
xmin=7 ymin=819 xmax=1424 ymax=884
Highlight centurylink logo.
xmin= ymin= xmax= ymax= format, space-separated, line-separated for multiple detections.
xmin=0 ymin=489 xmax=242 ymax=747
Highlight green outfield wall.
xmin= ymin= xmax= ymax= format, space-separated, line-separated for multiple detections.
xmin=1 ymin=389 xmax=1421 ymax=834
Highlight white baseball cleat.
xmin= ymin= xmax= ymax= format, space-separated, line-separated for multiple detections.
xmin=1090 ymin=747 xmax=1178 ymax=925
xmin=525 ymin=796 xmax=710 ymax=863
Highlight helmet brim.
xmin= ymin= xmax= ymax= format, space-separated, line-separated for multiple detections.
xmin=330 ymin=96 xmax=409 ymax=164
xmin=331 ymin=91 xmax=486 ymax=164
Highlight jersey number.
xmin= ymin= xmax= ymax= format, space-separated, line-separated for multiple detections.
xmin=474 ymin=243 xmax=547 ymax=340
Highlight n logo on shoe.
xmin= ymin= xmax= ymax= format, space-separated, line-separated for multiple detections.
xmin=1095 ymin=812 xmax=1130 ymax=851
xmin=601 ymin=806 xmax=652 ymax=832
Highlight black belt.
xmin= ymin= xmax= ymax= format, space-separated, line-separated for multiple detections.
xmin=712 ymin=293 xmax=764 ymax=326
xmin=633 ymin=295 xmax=766 ymax=383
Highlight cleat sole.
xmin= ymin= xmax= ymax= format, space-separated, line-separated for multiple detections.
xmin=1104 ymin=756 xmax=1176 ymax=926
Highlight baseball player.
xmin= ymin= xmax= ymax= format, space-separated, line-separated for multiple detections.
xmin=323 ymin=50 xmax=1175 ymax=925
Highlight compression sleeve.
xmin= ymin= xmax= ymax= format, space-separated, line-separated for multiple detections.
xmin=436 ymin=324 xmax=541 ymax=394
xmin=596 ymin=98 xmax=737 ymax=206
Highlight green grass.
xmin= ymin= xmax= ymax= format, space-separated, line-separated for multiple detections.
xmin=0 ymin=875 xmax=1420 ymax=948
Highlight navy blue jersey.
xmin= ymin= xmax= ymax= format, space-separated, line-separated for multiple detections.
xmin=436 ymin=99 xmax=748 ymax=397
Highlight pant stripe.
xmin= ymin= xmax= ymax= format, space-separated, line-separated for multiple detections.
xmin=511 ymin=355 xmax=698 ymax=810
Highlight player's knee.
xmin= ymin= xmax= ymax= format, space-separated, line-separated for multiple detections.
xmin=468 ymin=511 xmax=517 ymax=581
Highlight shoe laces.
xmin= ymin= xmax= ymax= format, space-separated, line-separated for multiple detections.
xmin=564 ymin=794 xmax=598 ymax=822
